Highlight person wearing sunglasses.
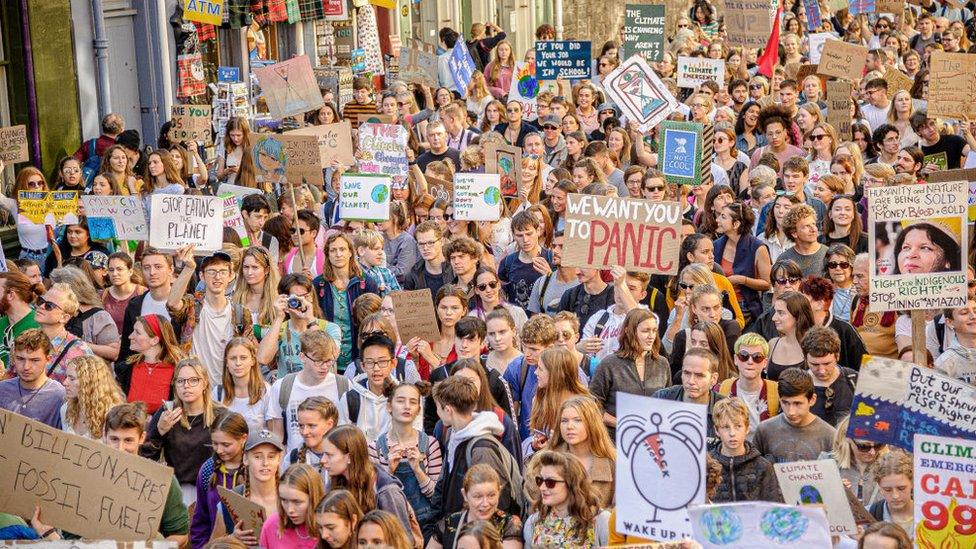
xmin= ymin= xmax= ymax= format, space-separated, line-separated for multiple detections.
xmin=11 ymin=167 xmax=52 ymax=264
xmin=822 ymin=244 xmax=857 ymax=323
xmin=718 ymin=333 xmax=778 ymax=437
xmin=471 ymin=266 xmax=528 ymax=333
xmin=822 ymin=416 xmax=889 ymax=509
xmin=282 ymin=210 xmax=325 ymax=278
xmin=537 ymin=114 xmax=567 ymax=167
xmin=522 ymin=450 xmax=610 ymax=547
xmin=33 ymin=283 xmax=94 ymax=384
xmin=849 ymin=253 xmax=899 ymax=360
xmin=801 ymin=326 xmax=856 ymax=427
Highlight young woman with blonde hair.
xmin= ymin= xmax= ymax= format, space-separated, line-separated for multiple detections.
xmin=233 ymin=246 xmax=280 ymax=331
xmin=544 ymin=395 xmax=616 ymax=508
xmin=216 ymin=337 xmax=269 ymax=432
xmin=356 ymin=510 xmax=413 ymax=549
xmin=61 ymin=355 xmax=126 ymax=438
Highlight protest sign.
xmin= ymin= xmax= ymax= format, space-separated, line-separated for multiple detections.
xmin=285 ymin=121 xmax=356 ymax=167
xmin=80 ymin=195 xmax=149 ymax=241
xmin=484 ymin=143 xmax=523 ymax=198
xmin=0 ymin=408 xmax=174 ymax=540
xmin=877 ymin=0 xmax=904 ymax=12
xmin=454 ymin=173 xmax=502 ymax=221
xmin=803 ymin=0 xmax=823 ymax=31
xmin=509 ymin=62 xmax=539 ymax=121
xmin=253 ymin=55 xmax=324 ymax=119
xmin=848 ymin=0 xmax=875 ymax=14
xmin=535 ymin=41 xmax=592 ymax=80
xmin=449 ymin=40 xmax=476 ymax=92
xmin=358 ymin=123 xmax=409 ymax=189
xmin=847 ymin=356 xmax=976 ymax=450
xmin=322 ymin=0 xmax=348 ymax=19
xmin=400 ymin=40 xmax=438 ymax=86
xmin=615 ymin=392 xmax=706 ymax=542
xmin=426 ymin=174 xmax=454 ymax=203
xmin=883 ymin=66 xmax=914 ymax=95
xmin=817 ymin=40 xmax=869 ymax=79
xmin=278 ymin=133 xmax=324 ymax=187
xmin=826 ymin=80 xmax=853 ymax=140
xmin=217 ymin=66 xmax=240 ymax=82
xmin=604 ymin=55 xmax=679 ymax=132
xmin=216 ymin=183 xmax=263 ymax=205
xmin=927 ymin=52 xmax=976 ymax=120
xmin=183 ymin=0 xmax=223 ymax=24
xmin=913 ymin=434 xmax=976 ymax=548
xmin=390 ymin=289 xmax=441 ymax=343
xmin=690 ymin=502 xmax=831 ymax=548
xmin=0 ymin=125 xmax=29 ymax=163
xmin=0 ymin=543 xmax=176 ymax=548
xmin=924 ymin=152 xmax=949 ymax=172
xmin=867 ymin=181 xmax=967 ymax=312
xmin=149 ymin=194 xmax=223 ymax=253
xmin=774 ymin=460 xmax=857 ymax=536
xmin=724 ymin=0 xmax=772 ymax=48
xmin=217 ymin=486 xmax=266 ymax=534
xmin=168 ymin=104 xmax=213 ymax=145
xmin=340 ymin=173 xmax=391 ymax=221
xmin=17 ymin=190 xmax=79 ymax=225
xmin=563 ymin=194 xmax=681 ymax=274
xmin=623 ymin=4 xmax=666 ymax=62
xmin=807 ymin=32 xmax=837 ymax=64
xmin=357 ymin=113 xmax=398 ymax=126
xmin=928 ymin=168 xmax=976 ymax=221
xmin=658 ymin=121 xmax=708 ymax=185
xmin=677 ymin=57 xmax=725 ymax=89
xmin=221 ymin=194 xmax=251 ymax=247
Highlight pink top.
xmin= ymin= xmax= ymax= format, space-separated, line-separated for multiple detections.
xmin=485 ymin=62 xmax=514 ymax=99
xmin=259 ymin=513 xmax=318 ymax=549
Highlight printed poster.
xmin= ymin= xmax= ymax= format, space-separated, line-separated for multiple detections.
xmin=535 ymin=41 xmax=592 ymax=80
xmin=774 ymin=460 xmax=858 ymax=536
xmin=508 ymin=62 xmax=539 ymax=121
xmin=690 ymin=502 xmax=831 ymax=548
xmin=454 ymin=173 xmax=502 ymax=221
xmin=603 ymin=55 xmax=679 ymax=132
xmin=658 ymin=120 xmax=705 ymax=185
xmin=339 ymin=173 xmax=391 ymax=221
xmin=913 ymin=434 xmax=976 ymax=548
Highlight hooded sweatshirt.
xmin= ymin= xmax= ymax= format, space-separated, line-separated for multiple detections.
xmin=708 ymin=442 xmax=783 ymax=503
xmin=338 ymin=373 xmax=393 ymax=442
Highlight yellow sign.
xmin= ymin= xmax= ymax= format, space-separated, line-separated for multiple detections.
xmin=17 ymin=190 xmax=79 ymax=224
xmin=183 ymin=0 xmax=224 ymax=25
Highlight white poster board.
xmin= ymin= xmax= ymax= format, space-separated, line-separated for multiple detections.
xmin=913 ymin=434 xmax=976 ymax=547
xmin=80 ymin=195 xmax=149 ymax=241
xmin=453 ymin=173 xmax=502 ymax=221
xmin=339 ymin=173 xmax=392 ymax=221
xmin=690 ymin=501 xmax=831 ymax=548
xmin=148 ymin=194 xmax=223 ymax=253
xmin=603 ymin=55 xmax=679 ymax=132
xmin=774 ymin=460 xmax=858 ymax=536
xmin=676 ymin=57 xmax=726 ymax=89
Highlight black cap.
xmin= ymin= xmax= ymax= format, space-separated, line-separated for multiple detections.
xmin=115 ymin=129 xmax=141 ymax=151
xmin=199 ymin=251 xmax=232 ymax=270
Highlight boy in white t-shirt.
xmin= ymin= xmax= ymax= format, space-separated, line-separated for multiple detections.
xmin=578 ymin=266 xmax=648 ymax=362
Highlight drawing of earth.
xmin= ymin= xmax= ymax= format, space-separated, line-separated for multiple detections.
xmin=760 ymin=507 xmax=809 ymax=543
xmin=498 ymin=157 xmax=513 ymax=172
xmin=483 ymin=186 xmax=500 ymax=205
xmin=799 ymin=485 xmax=823 ymax=504
xmin=518 ymin=76 xmax=538 ymax=98
xmin=697 ymin=507 xmax=743 ymax=545
xmin=371 ymin=184 xmax=389 ymax=204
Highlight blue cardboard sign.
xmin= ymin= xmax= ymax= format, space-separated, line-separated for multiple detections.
xmin=535 ymin=41 xmax=592 ymax=80
xmin=448 ymin=40 xmax=476 ymax=92
xmin=87 ymin=217 xmax=117 ymax=240
xmin=217 ymin=66 xmax=240 ymax=82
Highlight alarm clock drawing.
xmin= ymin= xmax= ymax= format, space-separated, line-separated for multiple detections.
xmin=618 ymin=409 xmax=705 ymax=523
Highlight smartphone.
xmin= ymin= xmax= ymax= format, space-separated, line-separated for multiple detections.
xmin=163 ymin=400 xmax=174 ymax=411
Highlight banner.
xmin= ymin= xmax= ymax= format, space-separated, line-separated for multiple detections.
xmin=221 ymin=194 xmax=251 ymax=247
xmin=508 ymin=62 xmax=539 ymax=121
xmin=817 ymin=40 xmax=869 ymax=79
xmin=484 ymin=143 xmax=522 ymax=198
xmin=0 ymin=408 xmax=173 ymax=540
xmin=659 ymin=121 xmax=707 ymax=185
xmin=847 ymin=356 xmax=976 ymax=450
xmin=604 ymin=55 xmax=679 ymax=132
xmin=278 ymin=134 xmax=325 ymax=187
xmin=148 ymin=194 xmax=223 ymax=253
xmin=80 ymin=195 xmax=149 ymax=241
xmin=285 ymin=121 xmax=356 ymax=167
xmin=357 ymin=123 xmax=409 ymax=189
xmin=390 ymin=289 xmax=441 ymax=343
xmin=0 ymin=125 xmax=29 ymax=163
xmin=16 ymin=191 xmax=79 ymax=225
xmin=690 ymin=502 xmax=831 ymax=548
xmin=449 ymin=40 xmax=476 ymax=92
xmin=253 ymin=55 xmax=325 ymax=119
xmin=535 ymin=41 xmax=592 ymax=80
xmin=913 ymin=434 xmax=976 ymax=548
xmin=676 ymin=57 xmax=725 ymax=89
xmin=183 ymin=0 xmax=223 ymax=25
xmin=623 ymin=4 xmax=666 ymax=62
xmin=168 ymin=104 xmax=213 ymax=145
xmin=774 ymin=460 xmax=858 ymax=536
xmin=563 ymin=194 xmax=681 ymax=274
xmin=927 ymin=52 xmax=976 ymax=120
xmin=867 ymin=181 xmax=967 ymax=312
xmin=724 ymin=0 xmax=772 ymax=48
xmin=615 ymin=392 xmax=707 ymax=542
xmin=339 ymin=173 xmax=391 ymax=221
xmin=454 ymin=173 xmax=502 ymax=221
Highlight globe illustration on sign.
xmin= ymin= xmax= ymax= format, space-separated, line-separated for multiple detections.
xmin=371 ymin=184 xmax=389 ymax=203
xmin=498 ymin=156 xmax=513 ymax=173
xmin=483 ymin=186 xmax=501 ymax=205
xmin=760 ymin=507 xmax=809 ymax=543
xmin=799 ymin=485 xmax=823 ymax=504
xmin=697 ymin=507 xmax=743 ymax=545
xmin=517 ymin=76 xmax=538 ymax=98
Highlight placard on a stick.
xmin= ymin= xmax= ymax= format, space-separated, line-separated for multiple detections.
xmin=278 ymin=133 xmax=324 ymax=187
xmin=390 ymin=289 xmax=441 ymax=343
xmin=603 ymin=55 xmax=679 ymax=132
xmin=217 ymin=486 xmax=266 ymax=534
xmin=0 ymin=125 xmax=29 ymax=163
xmin=817 ymin=40 xmax=869 ymax=79
xmin=658 ymin=120 xmax=707 ymax=185
xmin=484 ymin=143 xmax=522 ymax=198
xmin=563 ymin=194 xmax=681 ymax=274
xmin=723 ymin=0 xmax=772 ymax=48
xmin=826 ymin=80 xmax=853 ymax=139
xmin=927 ymin=52 xmax=976 ymax=120
xmin=253 ymin=55 xmax=325 ymax=119
xmin=168 ymin=104 xmax=213 ymax=145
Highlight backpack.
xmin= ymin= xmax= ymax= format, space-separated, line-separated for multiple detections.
xmin=179 ymin=293 xmax=253 ymax=352
xmin=464 ymin=434 xmax=524 ymax=516
xmin=81 ymin=139 xmax=101 ymax=190
xmin=278 ymin=372 xmax=351 ymax=445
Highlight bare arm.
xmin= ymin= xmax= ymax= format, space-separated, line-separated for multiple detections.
xmin=167 ymin=245 xmax=196 ymax=311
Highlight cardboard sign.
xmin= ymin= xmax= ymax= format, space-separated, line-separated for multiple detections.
xmin=390 ymin=289 xmax=441 ymax=343
xmin=339 ymin=173 xmax=391 ymax=221
xmin=847 ymin=356 xmax=976 ymax=450
xmin=0 ymin=125 xmax=29 ymax=163
xmin=17 ymin=190 xmax=79 ymax=225
xmin=148 ymin=194 xmax=223 ymax=253
xmin=454 ymin=173 xmax=502 ymax=221
xmin=623 ymin=4 xmax=666 ymax=62
xmin=677 ymin=57 xmax=725 ymax=89
xmin=616 ymin=393 xmax=706 ymax=542
xmin=928 ymin=168 xmax=976 ymax=222
xmin=400 ymin=40 xmax=438 ymax=86
xmin=253 ymin=55 xmax=325 ymax=119
xmin=877 ymin=0 xmax=905 ymax=12
xmin=357 ymin=123 xmax=409 ymax=189
xmin=217 ymin=486 xmax=266 ymax=534
xmin=183 ymin=0 xmax=223 ymax=25
xmin=817 ymin=40 xmax=869 ymax=79
xmin=774 ymin=460 xmax=858 ymax=536
xmin=690 ymin=502 xmax=831 ymax=547
xmin=278 ymin=133 xmax=324 ymax=187
xmin=914 ymin=434 xmax=976 ymax=548
xmin=0 ymin=408 xmax=174 ymax=540
xmin=285 ymin=121 xmax=356 ymax=167
xmin=448 ymin=40 xmax=476 ymax=92
xmin=221 ymin=194 xmax=251 ymax=247
xmin=807 ymin=32 xmax=837 ymax=64
xmin=80 ymin=195 xmax=149 ymax=241
xmin=508 ymin=62 xmax=539 ymax=121
xmin=484 ymin=143 xmax=522 ymax=198
xmin=535 ymin=41 xmax=592 ymax=80
xmin=563 ymin=194 xmax=681 ymax=274
xmin=357 ymin=113 xmax=397 ymax=126
xmin=604 ymin=55 xmax=679 ymax=132
xmin=168 ymin=104 xmax=213 ymax=145
xmin=927 ymin=52 xmax=976 ymax=120
xmin=724 ymin=0 xmax=772 ymax=48
xmin=659 ymin=120 xmax=706 ymax=185
xmin=826 ymin=80 xmax=853 ymax=139
xmin=883 ymin=66 xmax=914 ymax=95
xmin=426 ymin=174 xmax=454 ymax=204
xmin=867 ymin=181 xmax=968 ymax=312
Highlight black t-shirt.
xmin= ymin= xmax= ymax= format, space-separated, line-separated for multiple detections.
xmin=921 ymin=134 xmax=966 ymax=170
xmin=423 ymin=269 xmax=450 ymax=297
xmin=557 ymin=283 xmax=615 ymax=328
xmin=416 ymin=148 xmax=462 ymax=172
xmin=811 ymin=368 xmax=857 ymax=427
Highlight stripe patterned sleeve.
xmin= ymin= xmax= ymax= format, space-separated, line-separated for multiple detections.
xmin=420 ymin=437 xmax=444 ymax=497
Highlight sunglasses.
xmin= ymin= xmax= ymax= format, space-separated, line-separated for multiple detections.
xmin=678 ymin=282 xmax=695 ymax=291
xmin=291 ymin=228 xmax=309 ymax=235
xmin=774 ymin=276 xmax=801 ymax=286
xmin=645 ymin=185 xmax=666 ymax=192
xmin=534 ymin=476 xmax=566 ymax=489
xmin=477 ymin=280 xmax=499 ymax=291
xmin=736 ymin=350 xmax=765 ymax=363
xmin=543 ymin=126 xmax=559 ymax=130
xmin=749 ymin=84 xmax=763 ymax=90
xmin=853 ymin=441 xmax=885 ymax=452
xmin=810 ymin=134 xmax=829 ymax=141
xmin=827 ymin=261 xmax=851 ymax=270
xmin=38 ymin=298 xmax=62 ymax=312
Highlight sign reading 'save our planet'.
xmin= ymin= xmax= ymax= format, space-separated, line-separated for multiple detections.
xmin=339 ymin=173 xmax=391 ymax=221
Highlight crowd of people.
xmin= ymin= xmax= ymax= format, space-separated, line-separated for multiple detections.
xmin=2 ymin=0 xmax=976 ymax=548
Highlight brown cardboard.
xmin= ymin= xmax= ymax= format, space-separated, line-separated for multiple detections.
xmin=723 ymin=0 xmax=772 ymax=48
xmin=217 ymin=486 xmax=267 ymax=534
xmin=827 ymin=80 xmax=853 ymax=139
xmin=0 ymin=125 xmax=29 ymax=163
xmin=883 ymin=67 xmax=914 ymax=95
xmin=484 ymin=143 xmax=523 ymax=198
xmin=285 ymin=121 xmax=356 ymax=167
xmin=817 ymin=40 xmax=868 ymax=80
xmin=390 ymin=289 xmax=442 ymax=343
xmin=425 ymin=174 xmax=454 ymax=203
xmin=168 ymin=105 xmax=213 ymax=145
xmin=278 ymin=133 xmax=325 ymax=187
xmin=927 ymin=52 xmax=976 ymax=120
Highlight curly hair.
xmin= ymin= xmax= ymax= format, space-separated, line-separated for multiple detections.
xmin=531 ymin=450 xmax=602 ymax=541
xmin=756 ymin=104 xmax=795 ymax=136
xmin=781 ymin=203 xmax=817 ymax=242
xmin=64 ymin=355 xmax=126 ymax=438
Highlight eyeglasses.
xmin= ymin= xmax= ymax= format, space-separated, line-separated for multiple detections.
xmin=417 ymin=238 xmax=442 ymax=248
xmin=291 ymin=227 xmax=309 ymax=235
xmin=62 ymin=168 xmax=81 ymax=174
xmin=555 ymin=330 xmax=575 ymax=341
xmin=362 ymin=358 xmax=392 ymax=371
xmin=736 ymin=350 xmax=766 ymax=363
xmin=775 ymin=190 xmax=796 ymax=197
xmin=598 ymin=63 xmax=610 ymax=67
xmin=204 ymin=268 xmax=231 ymax=278
xmin=175 ymin=377 xmax=202 ymax=387
xmin=38 ymin=298 xmax=62 ymax=312
xmin=305 ymin=354 xmax=339 ymax=369
xmin=827 ymin=261 xmax=851 ymax=270
xmin=677 ymin=23 xmax=690 ymax=29
xmin=534 ymin=476 xmax=566 ymax=489
xmin=853 ymin=441 xmax=885 ymax=452
xmin=774 ymin=276 xmax=801 ymax=286
xmin=477 ymin=280 xmax=499 ymax=291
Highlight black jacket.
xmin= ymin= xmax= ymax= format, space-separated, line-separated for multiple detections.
xmin=709 ymin=442 xmax=784 ymax=503
xmin=424 ymin=357 xmax=515 ymax=433
xmin=430 ymin=434 xmax=520 ymax=522
xmin=402 ymin=258 xmax=455 ymax=293
xmin=651 ymin=385 xmax=725 ymax=442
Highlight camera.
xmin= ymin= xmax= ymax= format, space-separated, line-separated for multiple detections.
xmin=288 ymin=295 xmax=303 ymax=310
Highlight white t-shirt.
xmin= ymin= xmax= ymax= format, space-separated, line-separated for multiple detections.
xmin=736 ymin=382 xmax=762 ymax=440
xmin=266 ymin=373 xmax=341 ymax=458
xmin=214 ymin=385 xmax=272 ymax=433
xmin=581 ymin=305 xmax=648 ymax=362
xmin=191 ymin=300 xmax=234 ymax=387
xmin=141 ymin=292 xmax=171 ymax=320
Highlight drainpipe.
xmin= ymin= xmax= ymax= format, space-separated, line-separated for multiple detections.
xmin=554 ymin=0 xmax=563 ymax=39
xmin=18 ymin=0 xmax=41 ymax=165
xmin=91 ymin=0 xmax=112 ymax=118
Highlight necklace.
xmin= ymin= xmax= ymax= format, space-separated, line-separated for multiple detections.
xmin=17 ymin=379 xmax=47 ymax=411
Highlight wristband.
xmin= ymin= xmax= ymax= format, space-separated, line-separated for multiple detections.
xmin=40 ymin=528 xmax=57 ymax=539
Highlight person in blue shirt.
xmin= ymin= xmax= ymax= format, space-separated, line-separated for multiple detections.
xmin=497 ymin=211 xmax=553 ymax=312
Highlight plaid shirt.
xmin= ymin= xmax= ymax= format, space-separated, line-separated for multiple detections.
xmin=193 ymin=21 xmax=216 ymax=42
xmin=362 ymin=265 xmax=402 ymax=297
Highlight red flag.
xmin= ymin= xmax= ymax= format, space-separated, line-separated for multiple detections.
xmin=757 ymin=6 xmax=783 ymax=78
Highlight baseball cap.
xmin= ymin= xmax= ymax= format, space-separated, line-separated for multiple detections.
xmin=199 ymin=250 xmax=233 ymax=270
xmin=540 ymin=114 xmax=561 ymax=128
xmin=245 ymin=428 xmax=285 ymax=452
xmin=597 ymin=103 xmax=620 ymax=116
